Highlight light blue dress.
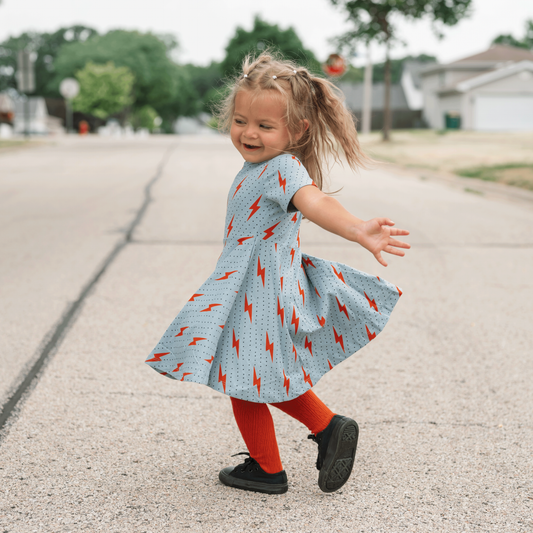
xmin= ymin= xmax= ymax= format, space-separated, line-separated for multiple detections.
xmin=146 ymin=154 xmax=401 ymax=403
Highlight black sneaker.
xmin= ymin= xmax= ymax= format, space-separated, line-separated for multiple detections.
xmin=219 ymin=453 xmax=288 ymax=494
xmin=308 ymin=415 xmax=359 ymax=493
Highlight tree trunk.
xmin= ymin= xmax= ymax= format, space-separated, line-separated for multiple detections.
xmin=382 ymin=42 xmax=391 ymax=142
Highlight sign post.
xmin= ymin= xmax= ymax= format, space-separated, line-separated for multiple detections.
xmin=16 ymin=51 xmax=35 ymax=137
xmin=59 ymin=78 xmax=80 ymax=133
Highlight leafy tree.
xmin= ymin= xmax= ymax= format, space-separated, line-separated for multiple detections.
xmin=221 ymin=15 xmax=321 ymax=77
xmin=330 ymin=0 xmax=472 ymax=140
xmin=371 ymin=53 xmax=436 ymax=83
xmin=492 ymin=19 xmax=533 ymax=50
xmin=131 ymin=105 xmax=158 ymax=131
xmin=72 ymin=61 xmax=134 ymax=119
xmin=0 ymin=25 xmax=98 ymax=94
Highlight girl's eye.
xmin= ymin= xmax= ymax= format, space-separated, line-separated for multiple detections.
xmin=235 ymin=119 xmax=245 ymax=125
xmin=260 ymin=125 xmax=272 ymax=130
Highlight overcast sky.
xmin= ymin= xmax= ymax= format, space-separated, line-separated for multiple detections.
xmin=1 ymin=0 xmax=532 ymax=66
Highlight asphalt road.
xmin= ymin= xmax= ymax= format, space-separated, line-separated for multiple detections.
xmin=1 ymin=135 xmax=532 ymax=532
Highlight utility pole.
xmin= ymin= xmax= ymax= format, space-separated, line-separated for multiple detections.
xmin=16 ymin=50 xmax=35 ymax=137
xmin=361 ymin=44 xmax=373 ymax=135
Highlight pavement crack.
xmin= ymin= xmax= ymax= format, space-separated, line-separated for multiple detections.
xmin=0 ymin=144 xmax=176 ymax=439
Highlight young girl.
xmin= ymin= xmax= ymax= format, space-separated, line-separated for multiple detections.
xmin=146 ymin=53 xmax=410 ymax=495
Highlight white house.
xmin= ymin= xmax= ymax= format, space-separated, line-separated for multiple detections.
xmin=421 ymin=45 xmax=533 ymax=131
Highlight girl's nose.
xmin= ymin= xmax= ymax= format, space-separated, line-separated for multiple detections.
xmin=243 ymin=124 xmax=258 ymax=139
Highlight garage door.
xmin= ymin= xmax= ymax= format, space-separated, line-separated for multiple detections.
xmin=474 ymin=95 xmax=533 ymax=131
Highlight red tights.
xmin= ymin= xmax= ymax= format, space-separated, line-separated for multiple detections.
xmin=230 ymin=390 xmax=335 ymax=474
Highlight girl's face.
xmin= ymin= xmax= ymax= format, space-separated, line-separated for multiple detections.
xmin=230 ymin=90 xmax=291 ymax=164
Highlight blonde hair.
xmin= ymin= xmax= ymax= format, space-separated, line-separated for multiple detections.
xmin=217 ymin=52 xmax=367 ymax=190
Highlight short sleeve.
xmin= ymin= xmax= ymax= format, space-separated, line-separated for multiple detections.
xmin=263 ymin=154 xmax=314 ymax=213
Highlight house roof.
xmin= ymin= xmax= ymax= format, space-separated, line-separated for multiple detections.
xmin=337 ymin=82 xmax=409 ymax=112
xmin=455 ymin=60 xmax=533 ymax=92
xmin=421 ymin=45 xmax=533 ymax=76
xmin=451 ymin=45 xmax=533 ymax=64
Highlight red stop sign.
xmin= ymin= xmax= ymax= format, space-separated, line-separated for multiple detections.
xmin=322 ymin=54 xmax=346 ymax=77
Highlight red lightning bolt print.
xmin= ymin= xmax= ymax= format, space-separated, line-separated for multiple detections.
xmin=248 ymin=195 xmax=262 ymax=220
xmin=201 ymin=303 xmax=221 ymax=312
xmin=216 ymin=271 xmax=237 ymax=280
xmin=377 ymin=276 xmax=381 ymax=281
xmin=263 ymin=222 xmax=280 ymax=240
xmin=189 ymin=293 xmax=203 ymax=302
xmin=397 ymin=286 xmax=403 ymax=297
xmin=298 ymin=280 xmax=305 ymax=306
xmin=331 ymin=265 xmax=346 ymax=283
xmin=146 ymin=351 xmax=169 ymax=362
xmin=172 ymin=362 xmax=184 ymax=372
xmin=315 ymin=287 xmax=321 ymax=298
xmin=303 ymin=257 xmax=316 ymax=268
xmin=257 ymin=257 xmax=265 ymax=287
xmin=292 ymin=156 xmax=301 ymax=166
xmin=275 ymin=243 xmax=278 ymax=252
xmin=280 ymin=276 xmax=284 ymax=291
xmin=336 ymin=297 xmax=350 ymax=320
xmin=180 ymin=373 xmax=192 ymax=382
xmin=237 ymin=236 xmax=253 ymax=245
xmin=253 ymin=367 xmax=261 ymax=397
xmin=283 ymin=369 xmax=290 ymax=396
xmin=304 ymin=336 xmax=313 ymax=356
xmin=232 ymin=329 xmax=240 ymax=358
xmin=290 ymin=248 xmax=296 ymax=266
xmin=189 ymin=337 xmax=206 ymax=346
xmin=366 ymin=325 xmax=377 ymax=341
xmin=333 ymin=326 xmax=345 ymax=352
xmin=159 ymin=371 xmax=168 ymax=375
xmin=291 ymin=213 xmax=298 ymax=223
xmin=291 ymin=306 xmax=299 ymax=334
xmin=317 ymin=315 xmax=325 ymax=327
xmin=265 ymin=332 xmax=274 ymax=362
xmin=232 ymin=176 xmax=247 ymax=198
xmin=278 ymin=170 xmax=286 ymax=193
xmin=328 ymin=359 xmax=333 ymax=370
xmin=302 ymin=367 xmax=313 ymax=387
xmin=175 ymin=326 xmax=188 ymax=337
xmin=297 ymin=230 xmax=300 ymax=248
xmin=364 ymin=292 xmax=378 ymax=312
xmin=293 ymin=344 xmax=298 ymax=361
xmin=277 ymin=297 xmax=285 ymax=327
xmin=257 ymin=164 xmax=268 ymax=179
xmin=244 ymin=293 xmax=253 ymax=322
xmin=218 ymin=364 xmax=227 ymax=393
xmin=204 ymin=356 xmax=214 ymax=364
xmin=227 ymin=215 xmax=235 ymax=237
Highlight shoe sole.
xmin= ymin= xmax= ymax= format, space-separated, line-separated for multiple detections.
xmin=219 ymin=469 xmax=288 ymax=495
xmin=318 ymin=417 xmax=359 ymax=493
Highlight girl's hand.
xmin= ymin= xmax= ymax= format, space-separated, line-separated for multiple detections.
xmin=353 ymin=218 xmax=410 ymax=267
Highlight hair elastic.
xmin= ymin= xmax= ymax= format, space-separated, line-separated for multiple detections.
xmin=272 ymin=75 xmax=277 ymax=79
xmin=243 ymin=74 xmax=248 ymax=78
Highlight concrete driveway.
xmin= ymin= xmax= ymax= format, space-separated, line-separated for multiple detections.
xmin=0 ymin=135 xmax=532 ymax=532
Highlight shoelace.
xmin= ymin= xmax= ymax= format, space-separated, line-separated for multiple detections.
xmin=307 ymin=433 xmax=323 ymax=470
xmin=231 ymin=452 xmax=261 ymax=473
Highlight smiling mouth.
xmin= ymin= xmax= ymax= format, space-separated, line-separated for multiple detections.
xmin=243 ymin=143 xmax=260 ymax=151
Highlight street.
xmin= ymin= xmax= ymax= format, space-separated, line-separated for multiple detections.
xmin=1 ymin=135 xmax=532 ymax=532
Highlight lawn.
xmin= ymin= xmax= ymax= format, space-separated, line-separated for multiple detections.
xmin=359 ymin=130 xmax=533 ymax=191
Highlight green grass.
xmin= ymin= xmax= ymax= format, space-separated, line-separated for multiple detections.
xmin=455 ymin=163 xmax=533 ymax=192
xmin=0 ymin=139 xmax=28 ymax=150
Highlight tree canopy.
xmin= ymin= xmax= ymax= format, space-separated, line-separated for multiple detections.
xmin=221 ymin=15 xmax=320 ymax=77
xmin=0 ymin=25 xmax=98 ymax=94
xmin=492 ymin=19 xmax=533 ymax=50
xmin=72 ymin=61 xmax=134 ymax=120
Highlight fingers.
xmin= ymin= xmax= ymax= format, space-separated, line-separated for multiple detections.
xmin=388 ymin=238 xmax=411 ymax=249
xmin=384 ymin=246 xmax=406 ymax=257
xmin=377 ymin=217 xmax=395 ymax=227
xmin=390 ymin=228 xmax=409 ymax=236
xmin=374 ymin=251 xmax=388 ymax=267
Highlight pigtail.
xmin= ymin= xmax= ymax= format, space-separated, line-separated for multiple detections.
xmin=217 ymin=52 xmax=368 ymax=190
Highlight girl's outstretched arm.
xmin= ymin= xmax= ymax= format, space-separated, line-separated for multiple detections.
xmin=291 ymin=185 xmax=410 ymax=267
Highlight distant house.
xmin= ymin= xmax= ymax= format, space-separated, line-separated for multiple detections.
xmin=338 ymin=60 xmax=434 ymax=130
xmin=13 ymin=97 xmax=64 ymax=135
xmin=420 ymin=45 xmax=533 ymax=131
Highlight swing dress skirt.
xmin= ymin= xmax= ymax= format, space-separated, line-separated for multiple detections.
xmin=146 ymin=154 xmax=401 ymax=403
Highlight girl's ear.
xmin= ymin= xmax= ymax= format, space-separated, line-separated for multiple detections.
xmin=295 ymin=119 xmax=309 ymax=141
